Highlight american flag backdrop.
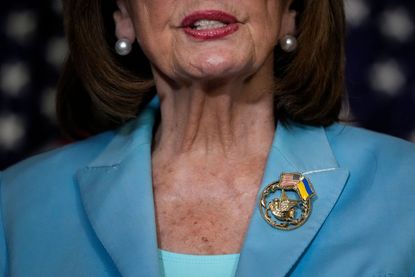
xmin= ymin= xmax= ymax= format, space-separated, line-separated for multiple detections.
xmin=0 ymin=0 xmax=414 ymax=169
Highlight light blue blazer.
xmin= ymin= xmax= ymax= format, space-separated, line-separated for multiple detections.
xmin=1 ymin=99 xmax=415 ymax=277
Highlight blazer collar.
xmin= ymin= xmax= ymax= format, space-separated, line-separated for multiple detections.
xmin=236 ymin=122 xmax=349 ymax=277
xmin=77 ymin=98 xmax=349 ymax=277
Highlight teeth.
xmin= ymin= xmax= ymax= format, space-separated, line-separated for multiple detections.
xmin=192 ymin=20 xmax=227 ymax=30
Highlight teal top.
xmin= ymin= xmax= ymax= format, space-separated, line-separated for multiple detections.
xmin=159 ymin=249 xmax=240 ymax=277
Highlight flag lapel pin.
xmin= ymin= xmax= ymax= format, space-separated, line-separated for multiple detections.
xmin=259 ymin=172 xmax=316 ymax=231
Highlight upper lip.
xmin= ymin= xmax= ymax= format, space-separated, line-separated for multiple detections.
xmin=181 ymin=10 xmax=238 ymax=28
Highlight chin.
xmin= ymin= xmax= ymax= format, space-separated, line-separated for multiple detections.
xmin=177 ymin=49 xmax=254 ymax=81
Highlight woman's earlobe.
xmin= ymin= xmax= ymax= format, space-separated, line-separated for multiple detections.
xmin=283 ymin=10 xmax=298 ymax=37
xmin=113 ymin=4 xmax=135 ymax=44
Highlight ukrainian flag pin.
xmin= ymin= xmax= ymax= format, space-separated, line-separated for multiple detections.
xmin=259 ymin=173 xmax=316 ymax=231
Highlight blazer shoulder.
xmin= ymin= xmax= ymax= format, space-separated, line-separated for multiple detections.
xmin=325 ymin=123 xmax=415 ymax=160
xmin=324 ymin=123 xmax=415 ymax=193
xmin=1 ymin=130 xmax=114 ymax=188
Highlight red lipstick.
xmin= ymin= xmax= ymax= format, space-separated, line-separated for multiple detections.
xmin=181 ymin=10 xmax=239 ymax=40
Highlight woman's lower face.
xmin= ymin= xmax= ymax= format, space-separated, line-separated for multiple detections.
xmin=116 ymin=0 xmax=295 ymax=84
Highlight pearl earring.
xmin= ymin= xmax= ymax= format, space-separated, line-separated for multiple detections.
xmin=280 ymin=35 xmax=298 ymax=53
xmin=115 ymin=38 xmax=132 ymax=56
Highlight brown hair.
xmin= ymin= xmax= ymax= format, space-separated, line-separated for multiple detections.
xmin=57 ymin=0 xmax=346 ymax=138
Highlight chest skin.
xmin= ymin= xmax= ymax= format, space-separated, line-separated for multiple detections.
xmin=152 ymin=156 xmax=267 ymax=255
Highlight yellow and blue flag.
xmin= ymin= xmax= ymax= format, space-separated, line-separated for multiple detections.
xmin=296 ymin=178 xmax=315 ymax=201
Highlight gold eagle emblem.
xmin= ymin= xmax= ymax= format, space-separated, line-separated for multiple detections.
xmin=259 ymin=173 xmax=316 ymax=231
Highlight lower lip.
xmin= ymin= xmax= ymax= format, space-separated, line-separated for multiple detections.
xmin=183 ymin=24 xmax=239 ymax=40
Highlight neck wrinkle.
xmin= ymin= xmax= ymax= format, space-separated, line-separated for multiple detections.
xmin=154 ymin=92 xmax=275 ymax=161
xmin=151 ymin=59 xmax=276 ymax=160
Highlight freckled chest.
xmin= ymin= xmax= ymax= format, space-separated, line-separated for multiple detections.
xmin=152 ymin=166 xmax=263 ymax=254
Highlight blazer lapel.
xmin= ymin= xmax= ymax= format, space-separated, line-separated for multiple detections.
xmin=76 ymin=95 xmax=348 ymax=277
xmin=76 ymin=100 xmax=161 ymax=277
xmin=236 ymin=123 xmax=349 ymax=277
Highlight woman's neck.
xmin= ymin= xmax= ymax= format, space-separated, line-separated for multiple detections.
xmin=151 ymin=73 xmax=276 ymax=254
xmin=152 ymin=76 xmax=276 ymax=161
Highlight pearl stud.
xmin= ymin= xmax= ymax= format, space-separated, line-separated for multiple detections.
xmin=280 ymin=35 xmax=298 ymax=53
xmin=115 ymin=38 xmax=132 ymax=56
